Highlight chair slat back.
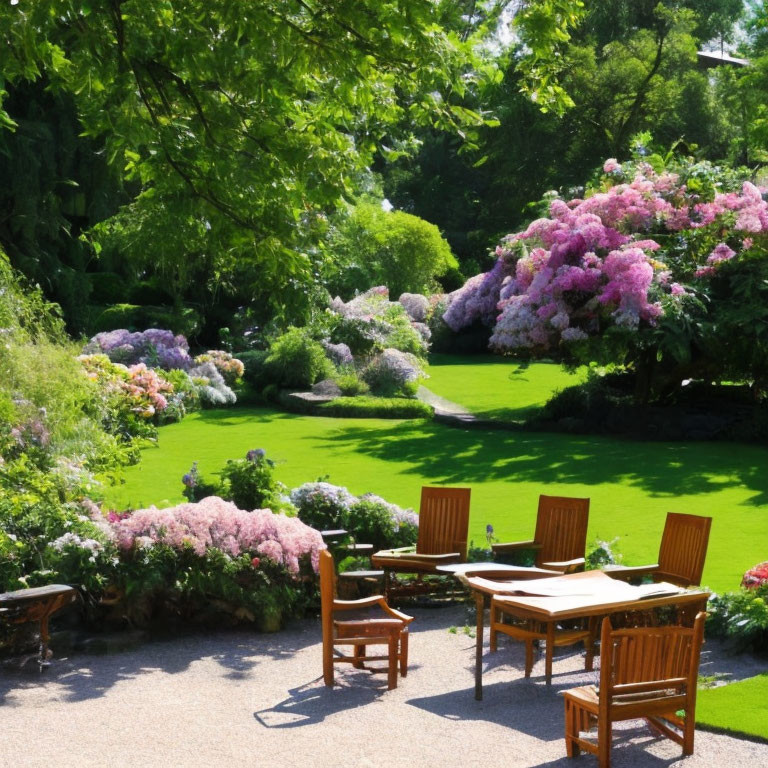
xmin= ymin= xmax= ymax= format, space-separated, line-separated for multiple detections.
xmin=533 ymin=495 xmax=590 ymax=567
xmin=657 ymin=513 xmax=712 ymax=587
xmin=417 ymin=487 xmax=471 ymax=560
xmin=599 ymin=613 xmax=706 ymax=708
xmin=319 ymin=550 xmax=336 ymax=643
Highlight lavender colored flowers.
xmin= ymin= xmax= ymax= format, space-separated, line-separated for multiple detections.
xmin=84 ymin=328 xmax=193 ymax=371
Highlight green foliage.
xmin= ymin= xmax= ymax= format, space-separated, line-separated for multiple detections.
xmin=346 ymin=499 xmax=418 ymax=551
xmin=90 ymin=304 xmax=201 ymax=338
xmin=264 ymin=328 xmax=334 ymax=390
xmin=316 ymin=397 xmax=433 ymax=419
xmin=324 ymin=201 xmax=458 ymax=298
xmin=707 ymin=585 xmax=768 ymax=652
xmin=218 ymin=455 xmax=279 ymax=512
xmin=334 ymin=372 xmax=370 ymax=397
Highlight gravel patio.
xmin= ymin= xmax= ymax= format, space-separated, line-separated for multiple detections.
xmin=2 ymin=604 xmax=766 ymax=768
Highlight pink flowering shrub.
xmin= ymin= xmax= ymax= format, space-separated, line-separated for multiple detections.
xmin=442 ymin=152 xmax=768 ymax=398
xmin=742 ymin=562 xmax=768 ymax=590
xmin=79 ymin=354 xmax=174 ymax=439
xmin=110 ymin=496 xmax=323 ymax=575
xmin=97 ymin=497 xmax=325 ymax=628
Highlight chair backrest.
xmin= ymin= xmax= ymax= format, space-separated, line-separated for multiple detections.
xmin=417 ymin=487 xmax=471 ymax=560
xmin=599 ymin=612 xmax=706 ymax=712
xmin=533 ymin=494 xmax=590 ymax=568
xmin=319 ymin=550 xmax=336 ymax=644
xmin=657 ymin=513 xmax=712 ymax=587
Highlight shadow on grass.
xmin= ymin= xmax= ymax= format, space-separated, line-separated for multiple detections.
xmin=310 ymin=420 xmax=768 ymax=505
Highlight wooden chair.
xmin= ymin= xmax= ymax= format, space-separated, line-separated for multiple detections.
xmin=371 ymin=486 xmax=471 ymax=599
xmin=562 ymin=612 xmax=706 ymax=768
xmin=605 ymin=513 xmax=712 ymax=587
xmin=320 ymin=550 xmax=413 ymax=689
xmin=492 ymin=495 xmax=590 ymax=573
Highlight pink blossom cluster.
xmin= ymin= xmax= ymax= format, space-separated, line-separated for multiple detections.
xmin=124 ymin=363 xmax=172 ymax=416
xmin=444 ymin=161 xmax=768 ymax=352
xmin=109 ymin=496 xmax=325 ymax=575
xmin=742 ymin=561 xmax=768 ymax=590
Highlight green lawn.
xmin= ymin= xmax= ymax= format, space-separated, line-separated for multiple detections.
xmin=424 ymin=354 xmax=587 ymax=420
xmin=698 ymin=674 xmax=768 ymax=740
xmin=105 ymin=406 xmax=768 ymax=594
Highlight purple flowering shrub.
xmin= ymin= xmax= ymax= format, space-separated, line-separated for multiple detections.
xmin=84 ymin=328 xmax=193 ymax=370
xmin=443 ymin=153 xmax=768 ymax=397
xmin=290 ymin=482 xmax=418 ymax=549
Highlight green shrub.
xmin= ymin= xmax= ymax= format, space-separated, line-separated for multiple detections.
xmin=706 ymin=585 xmax=768 ymax=652
xmin=90 ymin=304 xmax=200 ymax=337
xmin=264 ymin=327 xmax=334 ymax=389
xmin=324 ymin=201 xmax=458 ymax=297
xmin=346 ymin=498 xmax=418 ymax=550
xmin=238 ymin=349 xmax=270 ymax=389
xmin=334 ymin=371 xmax=370 ymax=396
xmin=218 ymin=450 xmax=278 ymax=511
xmin=316 ymin=396 xmax=432 ymax=419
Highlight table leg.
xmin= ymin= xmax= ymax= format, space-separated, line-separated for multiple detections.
xmin=475 ymin=591 xmax=485 ymax=701
xmin=545 ymin=621 xmax=554 ymax=685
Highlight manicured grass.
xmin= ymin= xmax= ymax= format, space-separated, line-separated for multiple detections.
xmin=425 ymin=354 xmax=587 ymax=420
xmin=698 ymin=674 xmax=768 ymax=740
xmin=104 ymin=406 xmax=768 ymax=594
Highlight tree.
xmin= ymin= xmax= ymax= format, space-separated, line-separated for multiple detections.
xmin=324 ymin=201 xmax=458 ymax=298
xmin=0 ymin=0 xmax=496 ymax=325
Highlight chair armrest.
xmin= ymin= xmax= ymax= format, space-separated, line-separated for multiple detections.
xmin=491 ymin=540 xmax=541 ymax=554
xmin=602 ymin=563 xmax=659 ymax=581
xmin=540 ymin=557 xmax=585 ymax=573
xmin=373 ymin=552 xmax=461 ymax=566
xmin=376 ymin=546 xmax=416 ymax=555
xmin=333 ymin=596 xmax=414 ymax=624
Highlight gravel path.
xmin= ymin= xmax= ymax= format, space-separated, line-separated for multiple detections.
xmin=2 ymin=605 xmax=766 ymax=768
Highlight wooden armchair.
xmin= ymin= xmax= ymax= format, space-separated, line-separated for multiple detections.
xmin=492 ymin=495 xmax=590 ymax=573
xmin=371 ymin=486 xmax=471 ymax=599
xmin=562 ymin=611 xmax=706 ymax=767
xmin=605 ymin=513 xmax=712 ymax=587
xmin=320 ymin=550 xmax=413 ymax=689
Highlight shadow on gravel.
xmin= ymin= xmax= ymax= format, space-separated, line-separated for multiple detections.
xmin=254 ymin=675 xmax=386 ymax=728
xmin=0 ymin=624 xmax=320 ymax=704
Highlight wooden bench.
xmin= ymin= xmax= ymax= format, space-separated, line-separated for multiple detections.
xmin=0 ymin=584 xmax=77 ymax=666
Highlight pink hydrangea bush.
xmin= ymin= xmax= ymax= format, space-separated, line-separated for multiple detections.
xmin=443 ymin=157 xmax=768 ymax=357
xmin=109 ymin=496 xmax=324 ymax=575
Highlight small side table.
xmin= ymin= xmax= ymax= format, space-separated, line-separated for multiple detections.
xmin=0 ymin=584 xmax=77 ymax=666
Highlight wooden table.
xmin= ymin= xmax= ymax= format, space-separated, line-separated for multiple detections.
xmin=465 ymin=570 xmax=710 ymax=700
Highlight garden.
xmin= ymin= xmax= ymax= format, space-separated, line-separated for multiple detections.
xmin=2 ymin=1 xmax=768 ymax=765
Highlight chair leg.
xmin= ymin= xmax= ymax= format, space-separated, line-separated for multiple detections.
xmin=323 ymin=640 xmax=334 ymax=687
xmin=387 ymin=634 xmax=398 ymax=690
xmin=353 ymin=644 xmax=366 ymax=669
xmin=682 ymin=710 xmax=695 ymax=756
xmin=400 ymin=629 xmax=409 ymax=677
xmin=564 ymin=698 xmax=580 ymax=758
xmin=525 ymin=640 xmax=534 ymax=677
xmin=597 ymin=718 xmax=611 ymax=768
xmin=489 ymin=605 xmax=498 ymax=652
